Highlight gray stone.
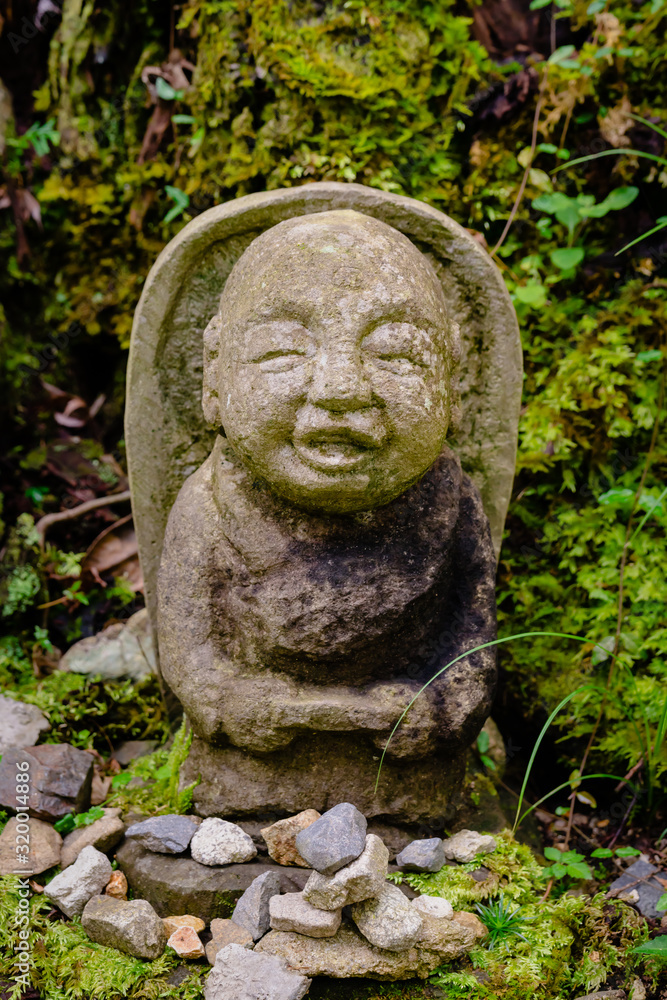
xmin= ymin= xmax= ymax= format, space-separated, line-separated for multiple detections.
xmin=441 ymin=830 xmax=497 ymax=863
xmin=125 ymin=814 xmax=198 ymax=854
xmin=412 ymin=895 xmax=453 ymax=920
xmin=609 ymin=859 xmax=666 ymax=918
xmin=45 ymin=845 xmax=112 ymax=917
xmin=115 ymin=839 xmax=309 ymax=921
xmin=82 ymin=895 xmax=166 ymax=959
xmin=257 ymin=911 xmax=488 ymax=980
xmin=206 ymin=918 xmax=254 ymax=964
xmin=0 ymin=695 xmax=50 ymax=752
xmin=205 ymin=943 xmax=311 ymax=1000
xmin=351 ymin=883 xmax=423 ymax=951
xmin=396 ymin=838 xmax=445 ymax=873
xmin=270 ymin=892 xmax=341 ymax=937
xmin=112 ymin=740 xmax=159 ymax=766
xmin=0 ymin=744 xmax=94 ymax=821
xmin=132 ymin=185 xmax=520 ymax=825
xmin=572 ymin=993 xmax=627 ymax=1000
xmin=303 ymin=834 xmax=388 ymax=910
xmin=0 ymin=816 xmax=61 ymax=876
xmin=59 ymin=608 xmax=155 ymax=682
xmin=231 ymin=870 xmax=282 ymax=941
xmin=191 ymin=818 xmax=257 ymax=866
xmin=261 ymin=810 xmax=320 ymax=867
xmin=295 ymin=803 xmax=367 ymax=876
xmin=61 ymin=808 xmax=125 ymax=868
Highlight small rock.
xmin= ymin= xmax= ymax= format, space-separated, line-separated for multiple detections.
xmin=206 ymin=919 xmax=254 ymax=964
xmin=60 ymin=608 xmax=155 ymax=682
xmin=412 ymin=895 xmax=453 ymax=920
xmin=441 ymin=830 xmax=497 ymax=864
xmin=125 ymin=814 xmax=199 ymax=855
xmin=204 ymin=943 xmax=311 ymax=1000
xmin=105 ymin=870 xmax=128 ymax=899
xmin=351 ymin=883 xmax=423 ymax=951
xmin=572 ymin=992 xmax=627 ymax=1000
xmin=396 ymin=838 xmax=445 ymax=873
xmin=0 ymin=816 xmax=62 ymax=876
xmin=163 ymin=914 xmax=206 ymax=936
xmin=0 ymin=695 xmax=50 ymax=753
xmin=61 ymin=808 xmax=125 ymax=868
xmin=45 ymin=845 xmax=112 ymax=917
xmin=295 ymin=802 xmax=367 ymax=876
xmin=231 ymin=870 xmax=282 ymax=941
xmin=191 ymin=818 xmax=257 ymax=866
xmin=609 ymin=859 xmax=666 ymax=919
xmin=0 ymin=744 xmax=94 ymax=821
xmin=261 ymin=810 xmax=321 ymax=867
xmin=270 ymin=892 xmax=341 ymax=938
xmin=82 ymin=895 xmax=166 ymax=959
xmin=168 ymin=925 xmax=205 ymax=959
xmin=303 ymin=834 xmax=388 ymax=910
xmin=112 ymin=740 xmax=159 ymax=766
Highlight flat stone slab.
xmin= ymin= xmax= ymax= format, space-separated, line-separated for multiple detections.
xmin=231 ymin=870 xmax=282 ymax=941
xmin=303 ymin=834 xmax=388 ymax=910
xmin=0 ymin=816 xmax=61 ymax=875
xmin=82 ymin=895 xmax=167 ymax=959
xmin=45 ymin=845 xmax=112 ymax=918
xmin=270 ymin=891 xmax=342 ymax=938
xmin=295 ymin=802 xmax=367 ymax=875
xmin=206 ymin=918 xmax=254 ymax=964
xmin=60 ymin=608 xmax=155 ymax=682
xmin=0 ymin=695 xmax=50 ymax=753
xmin=441 ymin=830 xmax=496 ymax=863
xmin=608 ymin=859 xmax=667 ymax=918
xmin=125 ymin=814 xmax=198 ymax=854
xmin=257 ymin=912 xmax=487 ymax=980
xmin=205 ymin=943 xmax=311 ymax=1000
xmin=351 ymin=883 xmax=423 ymax=951
xmin=0 ymin=744 xmax=94 ymax=820
xmin=115 ymin=840 xmax=309 ymax=922
xmin=396 ymin=838 xmax=445 ymax=873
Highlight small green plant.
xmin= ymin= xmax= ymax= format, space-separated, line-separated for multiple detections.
xmin=53 ymin=805 xmax=105 ymax=835
xmin=540 ymin=846 xmax=594 ymax=882
xmin=163 ymin=185 xmax=189 ymax=223
xmin=475 ymin=893 xmax=528 ymax=948
xmin=476 ymin=728 xmax=497 ymax=771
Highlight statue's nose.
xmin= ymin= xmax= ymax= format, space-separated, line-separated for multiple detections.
xmin=308 ymin=351 xmax=372 ymax=412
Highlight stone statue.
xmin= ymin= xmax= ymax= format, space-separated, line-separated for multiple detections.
xmin=126 ymin=184 xmax=522 ymax=825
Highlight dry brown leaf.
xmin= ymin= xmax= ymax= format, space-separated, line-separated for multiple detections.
xmin=82 ymin=514 xmax=138 ymax=583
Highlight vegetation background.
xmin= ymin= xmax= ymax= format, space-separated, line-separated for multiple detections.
xmin=1 ymin=0 xmax=667 ymax=879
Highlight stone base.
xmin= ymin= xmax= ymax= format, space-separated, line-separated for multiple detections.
xmin=180 ymin=733 xmax=466 ymax=827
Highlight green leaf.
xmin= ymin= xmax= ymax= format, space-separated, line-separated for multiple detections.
xmin=633 ymin=936 xmax=667 ymax=955
xmin=550 ymin=247 xmax=584 ymax=270
xmin=566 ymin=861 xmax=594 ymax=879
xmin=615 ymin=846 xmax=642 ymax=857
xmin=548 ymin=45 xmax=576 ymax=64
xmin=592 ymin=635 xmax=615 ymax=665
xmin=530 ymin=0 xmax=552 ymax=8
xmin=171 ymin=114 xmax=196 ymax=124
xmin=155 ymin=77 xmax=184 ymax=101
xmin=587 ymin=0 xmax=606 ymax=10
xmin=591 ymin=847 xmax=614 ymax=858
xmin=477 ymin=730 xmax=490 ymax=753
xmin=163 ymin=185 xmax=190 ymax=223
xmin=598 ymin=488 xmax=635 ymax=509
xmin=657 ymin=893 xmax=667 ymax=912
xmin=515 ymin=284 xmax=547 ymax=307
xmin=544 ymin=846 xmax=563 ymax=861
xmin=636 ymin=349 xmax=662 ymax=363
xmin=53 ymin=813 xmax=76 ymax=834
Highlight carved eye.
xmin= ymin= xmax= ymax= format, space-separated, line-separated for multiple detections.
xmin=256 ymin=349 xmax=310 ymax=373
xmin=362 ymin=323 xmax=434 ymax=375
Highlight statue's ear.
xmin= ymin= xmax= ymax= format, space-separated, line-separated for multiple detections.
xmin=202 ymin=313 xmax=223 ymax=427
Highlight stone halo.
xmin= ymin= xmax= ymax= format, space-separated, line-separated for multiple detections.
xmin=126 ymin=182 xmax=522 ymax=659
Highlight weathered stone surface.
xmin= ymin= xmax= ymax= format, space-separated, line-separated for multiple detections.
xmin=0 ymin=744 xmax=94 ymax=820
xmin=205 ymin=943 xmax=311 ymax=1000
xmin=303 ymin=834 xmax=388 ymax=910
xmin=206 ymin=918 xmax=254 ymax=963
xmin=609 ymin=859 xmax=666 ymax=918
xmin=412 ymin=895 xmax=453 ymax=920
xmin=45 ymin=845 xmax=112 ymax=917
xmin=396 ymin=838 xmax=445 ymax=873
xmin=442 ymin=830 xmax=497 ymax=863
xmin=163 ymin=914 xmax=206 ymax=936
xmin=191 ymin=818 xmax=257 ymax=866
xmin=61 ymin=808 xmax=125 ymax=868
xmin=112 ymin=740 xmax=159 ymax=766
xmin=115 ymin=839 xmax=308 ymax=921
xmin=572 ymin=992 xmax=627 ymax=1000
xmin=270 ymin=892 xmax=341 ymax=938
xmin=257 ymin=912 xmax=487 ymax=980
xmin=168 ymin=925 xmax=205 ymax=959
xmin=0 ymin=816 xmax=61 ymax=875
xmin=60 ymin=609 xmax=155 ymax=682
xmin=351 ymin=883 xmax=423 ymax=951
xmin=125 ymin=814 xmax=198 ymax=854
xmin=295 ymin=803 xmax=367 ymax=876
xmin=0 ymin=696 xmax=50 ymax=753
xmin=82 ymin=895 xmax=166 ymax=959
xmin=231 ymin=870 xmax=282 ymax=941
xmin=261 ymin=810 xmax=320 ymax=867
xmin=105 ymin=870 xmax=128 ymax=899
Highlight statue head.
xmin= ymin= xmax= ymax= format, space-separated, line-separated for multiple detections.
xmin=202 ymin=209 xmax=460 ymax=514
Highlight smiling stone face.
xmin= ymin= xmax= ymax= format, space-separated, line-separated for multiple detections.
xmin=203 ymin=209 xmax=458 ymax=513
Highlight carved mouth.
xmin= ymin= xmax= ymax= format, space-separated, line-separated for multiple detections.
xmin=294 ymin=426 xmax=382 ymax=472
